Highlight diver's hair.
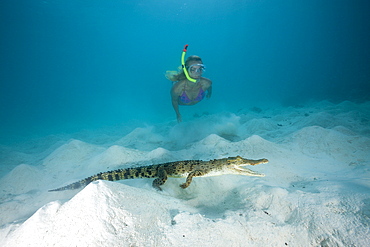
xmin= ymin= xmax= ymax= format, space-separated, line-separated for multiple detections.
xmin=185 ymin=55 xmax=203 ymax=67
xmin=166 ymin=55 xmax=203 ymax=82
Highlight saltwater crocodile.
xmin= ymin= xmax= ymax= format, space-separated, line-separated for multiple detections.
xmin=49 ymin=156 xmax=268 ymax=191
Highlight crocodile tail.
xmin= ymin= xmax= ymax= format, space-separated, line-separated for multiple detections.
xmin=48 ymin=176 xmax=96 ymax=192
xmin=48 ymin=169 xmax=126 ymax=192
xmin=48 ymin=167 xmax=157 ymax=192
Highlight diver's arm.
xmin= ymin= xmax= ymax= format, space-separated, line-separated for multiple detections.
xmin=202 ymin=78 xmax=212 ymax=99
xmin=207 ymin=84 xmax=212 ymax=99
xmin=171 ymin=87 xmax=182 ymax=123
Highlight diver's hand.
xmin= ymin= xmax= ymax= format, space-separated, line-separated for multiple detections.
xmin=177 ymin=114 xmax=182 ymax=123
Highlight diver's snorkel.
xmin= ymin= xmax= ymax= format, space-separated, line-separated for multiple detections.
xmin=181 ymin=44 xmax=197 ymax=83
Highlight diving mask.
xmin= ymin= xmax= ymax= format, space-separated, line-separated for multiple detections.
xmin=188 ymin=64 xmax=206 ymax=74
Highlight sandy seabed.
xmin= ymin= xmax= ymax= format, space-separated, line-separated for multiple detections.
xmin=0 ymin=100 xmax=369 ymax=246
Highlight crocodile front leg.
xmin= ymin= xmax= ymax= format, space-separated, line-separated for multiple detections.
xmin=180 ymin=170 xmax=207 ymax=189
xmin=152 ymin=167 xmax=168 ymax=191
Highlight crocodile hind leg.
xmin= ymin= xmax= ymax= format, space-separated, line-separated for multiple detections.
xmin=180 ymin=170 xmax=206 ymax=189
xmin=152 ymin=167 xmax=168 ymax=191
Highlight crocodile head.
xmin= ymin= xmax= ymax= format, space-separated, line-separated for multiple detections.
xmin=225 ymin=156 xmax=269 ymax=177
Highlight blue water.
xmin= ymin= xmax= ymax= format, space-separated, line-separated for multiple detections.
xmin=1 ymin=0 xmax=369 ymax=144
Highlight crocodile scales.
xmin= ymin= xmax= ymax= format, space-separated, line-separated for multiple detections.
xmin=49 ymin=156 xmax=268 ymax=191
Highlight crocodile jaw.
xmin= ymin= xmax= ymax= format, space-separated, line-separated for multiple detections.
xmin=201 ymin=164 xmax=265 ymax=177
xmin=231 ymin=165 xmax=265 ymax=177
xmin=228 ymin=158 xmax=268 ymax=176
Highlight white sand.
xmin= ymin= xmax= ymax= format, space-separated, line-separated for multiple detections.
xmin=0 ymin=101 xmax=369 ymax=246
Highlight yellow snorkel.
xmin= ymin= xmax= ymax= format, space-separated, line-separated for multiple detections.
xmin=181 ymin=44 xmax=197 ymax=83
